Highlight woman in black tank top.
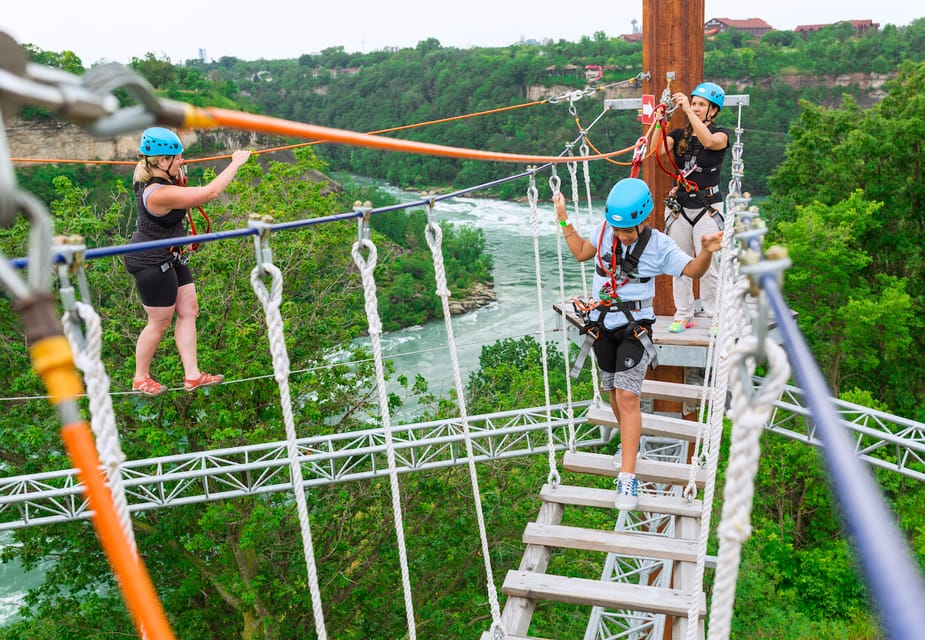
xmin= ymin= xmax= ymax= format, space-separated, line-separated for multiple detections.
xmin=127 ymin=127 xmax=251 ymax=396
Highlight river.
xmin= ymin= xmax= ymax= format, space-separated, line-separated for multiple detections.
xmin=347 ymin=179 xmax=595 ymax=415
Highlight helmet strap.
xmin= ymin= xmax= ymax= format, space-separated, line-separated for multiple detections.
xmin=149 ymin=156 xmax=181 ymax=185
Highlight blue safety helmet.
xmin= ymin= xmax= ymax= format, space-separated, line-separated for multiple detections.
xmin=139 ymin=127 xmax=184 ymax=156
xmin=604 ymin=178 xmax=653 ymax=228
xmin=691 ymin=82 xmax=725 ymax=111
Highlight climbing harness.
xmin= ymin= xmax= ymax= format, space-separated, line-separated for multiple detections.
xmin=569 ymin=224 xmax=658 ymax=379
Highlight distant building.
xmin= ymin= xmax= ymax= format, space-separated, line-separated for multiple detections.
xmin=546 ymin=64 xmax=579 ymax=77
xmin=198 ymin=48 xmax=208 ymax=63
xmin=618 ymin=18 xmax=643 ymax=43
xmin=794 ymin=19 xmax=879 ymax=37
xmin=704 ymin=17 xmax=774 ymax=38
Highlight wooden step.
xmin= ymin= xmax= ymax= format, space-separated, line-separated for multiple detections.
xmin=640 ymin=379 xmax=707 ymax=402
xmin=563 ymin=451 xmax=706 ymax=487
xmin=501 ymin=569 xmax=706 ymax=618
xmin=539 ymin=483 xmax=703 ymax=517
xmin=586 ymin=405 xmax=704 ymax=441
xmin=523 ymin=522 xmax=699 ymax=562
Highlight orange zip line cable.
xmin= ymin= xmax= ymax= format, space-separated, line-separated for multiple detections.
xmin=10 ymin=98 xmax=552 ymax=165
xmin=184 ymin=106 xmax=637 ymax=164
xmin=13 ymin=91 xmax=639 ymax=167
xmin=185 ymin=98 xmax=553 ymax=163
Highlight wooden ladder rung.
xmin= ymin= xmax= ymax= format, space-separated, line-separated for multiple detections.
xmin=523 ymin=522 xmax=699 ymax=562
xmin=586 ymin=405 xmax=703 ymax=441
xmin=640 ymin=379 xmax=708 ymax=402
xmin=563 ymin=451 xmax=706 ymax=487
xmin=538 ymin=483 xmax=703 ymax=517
xmin=501 ymin=569 xmax=706 ymax=617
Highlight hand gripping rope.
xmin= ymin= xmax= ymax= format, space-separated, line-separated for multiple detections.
xmin=248 ymin=215 xmax=329 ymax=640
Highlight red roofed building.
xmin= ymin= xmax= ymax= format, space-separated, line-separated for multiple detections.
xmin=794 ymin=19 xmax=879 ymax=37
xmin=704 ymin=17 xmax=774 ymax=38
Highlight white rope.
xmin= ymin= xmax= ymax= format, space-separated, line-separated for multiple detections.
xmin=424 ymin=216 xmax=505 ymax=637
xmin=572 ymin=143 xmax=602 ymax=404
xmin=707 ymin=332 xmax=790 ymax=640
xmin=549 ymin=172 xmax=578 ymax=453
xmin=684 ymin=241 xmax=751 ymax=638
xmin=62 ymin=302 xmax=136 ymax=556
xmin=526 ymin=174 xmax=559 ymax=487
xmin=351 ymin=237 xmax=418 ymax=639
xmin=250 ymin=262 xmax=328 ymax=640
xmin=685 ymin=197 xmax=748 ymax=502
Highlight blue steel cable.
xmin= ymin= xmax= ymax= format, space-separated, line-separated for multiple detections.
xmin=9 ymin=168 xmax=547 ymax=268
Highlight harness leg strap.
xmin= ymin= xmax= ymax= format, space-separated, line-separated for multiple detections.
xmin=570 ymin=331 xmax=597 ymax=379
xmin=637 ymin=328 xmax=659 ymax=369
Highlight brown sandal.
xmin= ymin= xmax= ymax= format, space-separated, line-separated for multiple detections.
xmin=132 ymin=376 xmax=167 ymax=397
xmin=184 ymin=372 xmax=224 ymax=391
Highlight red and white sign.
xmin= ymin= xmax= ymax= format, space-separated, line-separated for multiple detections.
xmin=639 ymin=94 xmax=656 ymax=124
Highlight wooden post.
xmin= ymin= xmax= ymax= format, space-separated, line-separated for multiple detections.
xmin=642 ymin=0 xmax=704 ymax=418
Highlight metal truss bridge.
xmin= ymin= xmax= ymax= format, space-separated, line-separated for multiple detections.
xmin=0 ymin=382 xmax=922 ymax=530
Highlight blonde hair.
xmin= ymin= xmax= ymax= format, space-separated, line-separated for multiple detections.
xmin=133 ymin=156 xmax=162 ymax=184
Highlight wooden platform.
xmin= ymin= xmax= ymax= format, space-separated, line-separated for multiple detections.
xmin=486 ymin=382 xmax=709 ymax=639
xmin=553 ymin=303 xmax=717 ymax=347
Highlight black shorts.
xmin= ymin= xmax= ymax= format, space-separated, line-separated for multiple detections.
xmin=131 ymin=262 xmax=193 ymax=307
xmin=592 ymin=322 xmax=652 ymax=373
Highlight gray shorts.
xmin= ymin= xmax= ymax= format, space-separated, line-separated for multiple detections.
xmin=599 ymin=350 xmax=651 ymax=396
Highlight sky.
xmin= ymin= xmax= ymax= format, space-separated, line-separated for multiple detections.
xmin=2 ymin=1 xmax=921 ymax=65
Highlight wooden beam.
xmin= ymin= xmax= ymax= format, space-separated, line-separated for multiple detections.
xmin=642 ymin=0 xmax=706 ymax=418
xmin=501 ymin=570 xmax=706 ymax=618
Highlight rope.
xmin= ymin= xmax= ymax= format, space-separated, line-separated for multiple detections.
xmin=351 ymin=233 xmax=418 ymax=639
xmin=573 ymin=140 xmax=601 ymax=405
xmin=685 ymin=223 xmax=750 ymax=639
xmin=707 ymin=332 xmax=790 ymax=640
xmin=249 ymin=262 xmax=328 ymax=640
xmin=526 ymin=174 xmax=559 ymax=488
xmin=62 ymin=301 xmax=137 ymax=554
xmin=549 ymin=172 xmax=577 ymax=453
xmin=424 ymin=210 xmax=504 ymax=637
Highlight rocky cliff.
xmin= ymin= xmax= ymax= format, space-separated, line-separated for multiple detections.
xmin=6 ymin=118 xmax=266 ymax=163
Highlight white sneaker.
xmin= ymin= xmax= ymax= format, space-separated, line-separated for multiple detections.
xmin=614 ymin=473 xmax=638 ymax=510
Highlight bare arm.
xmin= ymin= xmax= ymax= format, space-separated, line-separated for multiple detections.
xmin=681 ymin=231 xmax=724 ymax=278
xmin=146 ymin=150 xmax=251 ymax=213
xmin=671 ymin=93 xmax=728 ymax=150
xmin=553 ymin=192 xmax=596 ymax=261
